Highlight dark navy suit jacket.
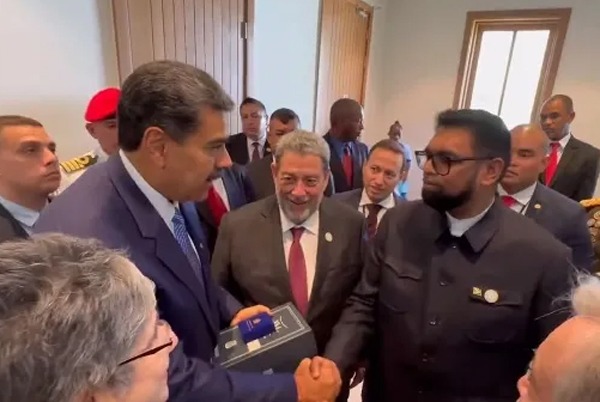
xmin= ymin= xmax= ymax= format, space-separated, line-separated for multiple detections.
xmin=323 ymin=132 xmax=368 ymax=193
xmin=525 ymin=183 xmax=594 ymax=272
xmin=34 ymin=155 xmax=297 ymax=402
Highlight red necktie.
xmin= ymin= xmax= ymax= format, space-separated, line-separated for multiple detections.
xmin=251 ymin=142 xmax=260 ymax=162
xmin=206 ymin=185 xmax=228 ymax=226
xmin=545 ymin=142 xmax=561 ymax=185
xmin=342 ymin=144 xmax=353 ymax=187
xmin=288 ymin=227 xmax=308 ymax=316
xmin=501 ymin=195 xmax=517 ymax=208
xmin=365 ymin=203 xmax=383 ymax=239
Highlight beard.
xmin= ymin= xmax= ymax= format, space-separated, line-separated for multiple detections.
xmin=276 ymin=193 xmax=318 ymax=225
xmin=422 ymin=184 xmax=474 ymax=213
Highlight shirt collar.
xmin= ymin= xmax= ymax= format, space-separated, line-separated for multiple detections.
xmin=246 ymin=135 xmax=267 ymax=148
xmin=498 ymin=182 xmax=537 ymax=206
xmin=119 ymin=150 xmax=178 ymax=224
xmin=445 ymin=201 xmax=494 ymax=238
xmin=279 ymin=204 xmax=320 ymax=235
xmin=0 ymin=196 xmax=40 ymax=232
xmin=556 ymin=133 xmax=571 ymax=149
xmin=359 ymin=189 xmax=395 ymax=209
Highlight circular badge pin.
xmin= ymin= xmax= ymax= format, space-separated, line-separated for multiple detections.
xmin=484 ymin=289 xmax=499 ymax=304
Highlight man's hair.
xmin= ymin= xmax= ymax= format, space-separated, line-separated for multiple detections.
xmin=329 ymin=98 xmax=361 ymax=126
xmin=436 ymin=109 xmax=511 ymax=176
xmin=118 ymin=60 xmax=234 ymax=151
xmin=270 ymin=108 xmax=300 ymax=125
xmin=240 ymin=97 xmax=267 ymax=115
xmin=0 ymin=234 xmax=156 ymax=402
xmin=552 ymin=274 xmax=600 ymax=402
xmin=274 ymin=130 xmax=330 ymax=171
xmin=0 ymin=115 xmax=43 ymax=135
xmin=368 ymin=138 xmax=406 ymax=172
xmin=545 ymin=94 xmax=575 ymax=114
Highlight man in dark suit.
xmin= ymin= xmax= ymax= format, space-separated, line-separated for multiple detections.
xmin=197 ymin=164 xmax=255 ymax=253
xmin=247 ymin=108 xmax=334 ymax=199
xmin=540 ymin=94 xmax=600 ymax=201
xmin=212 ymin=130 xmax=366 ymax=401
xmin=323 ymin=99 xmax=368 ymax=193
xmin=325 ymin=109 xmax=575 ymax=402
xmin=333 ymin=138 xmax=405 ymax=239
xmin=34 ymin=61 xmax=341 ymax=402
xmin=500 ymin=124 xmax=594 ymax=271
xmin=0 ymin=115 xmax=60 ymax=242
xmin=226 ymin=97 xmax=271 ymax=165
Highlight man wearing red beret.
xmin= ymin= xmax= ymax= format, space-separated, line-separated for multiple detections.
xmin=57 ymin=87 xmax=120 ymax=192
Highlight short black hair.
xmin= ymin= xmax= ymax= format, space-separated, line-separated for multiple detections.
xmin=368 ymin=138 xmax=406 ymax=172
xmin=270 ymin=108 xmax=300 ymax=125
xmin=546 ymin=94 xmax=575 ymax=113
xmin=329 ymin=98 xmax=361 ymax=126
xmin=118 ymin=60 xmax=234 ymax=152
xmin=436 ymin=109 xmax=511 ymax=173
xmin=240 ymin=97 xmax=267 ymax=115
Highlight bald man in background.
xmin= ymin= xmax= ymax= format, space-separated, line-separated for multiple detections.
xmin=499 ymin=124 xmax=593 ymax=271
xmin=517 ymin=273 xmax=600 ymax=401
xmin=323 ymin=99 xmax=368 ymax=193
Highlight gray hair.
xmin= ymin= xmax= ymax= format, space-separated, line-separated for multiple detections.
xmin=553 ymin=274 xmax=600 ymax=402
xmin=0 ymin=234 xmax=156 ymax=402
xmin=118 ymin=60 xmax=234 ymax=151
xmin=273 ymin=129 xmax=330 ymax=171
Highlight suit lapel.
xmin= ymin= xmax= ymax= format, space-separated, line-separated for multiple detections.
xmin=262 ymin=198 xmax=295 ymax=302
xmin=324 ymin=133 xmax=348 ymax=191
xmin=551 ymin=139 xmax=579 ymax=187
xmin=108 ymin=156 xmax=218 ymax=334
xmin=222 ymin=170 xmax=241 ymax=209
xmin=524 ymin=185 xmax=544 ymax=224
xmin=0 ymin=203 xmax=28 ymax=239
xmin=307 ymin=204 xmax=333 ymax=322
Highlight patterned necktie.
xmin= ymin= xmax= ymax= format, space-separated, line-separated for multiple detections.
xmin=172 ymin=208 xmax=203 ymax=279
xmin=365 ymin=203 xmax=383 ymax=239
xmin=288 ymin=227 xmax=308 ymax=316
xmin=501 ymin=195 xmax=517 ymax=208
xmin=342 ymin=144 xmax=353 ymax=187
xmin=545 ymin=142 xmax=561 ymax=184
xmin=251 ymin=141 xmax=261 ymax=162
xmin=207 ymin=185 xmax=228 ymax=226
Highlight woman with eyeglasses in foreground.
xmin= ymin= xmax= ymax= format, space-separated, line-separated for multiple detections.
xmin=0 ymin=233 xmax=177 ymax=402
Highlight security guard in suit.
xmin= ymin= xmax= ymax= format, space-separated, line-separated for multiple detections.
xmin=57 ymin=87 xmax=120 ymax=193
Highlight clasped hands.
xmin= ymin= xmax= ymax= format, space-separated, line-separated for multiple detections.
xmin=231 ymin=306 xmax=342 ymax=402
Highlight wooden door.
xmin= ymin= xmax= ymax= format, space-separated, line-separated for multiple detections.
xmin=315 ymin=0 xmax=373 ymax=134
xmin=112 ymin=0 xmax=253 ymax=133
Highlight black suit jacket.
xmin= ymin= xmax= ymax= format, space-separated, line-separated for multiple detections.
xmin=197 ymin=164 xmax=255 ymax=254
xmin=323 ymin=133 xmax=368 ymax=193
xmin=325 ymin=200 xmax=574 ymax=402
xmin=0 ymin=203 xmax=28 ymax=242
xmin=246 ymin=156 xmax=335 ymax=200
xmin=332 ymin=188 xmax=403 ymax=210
xmin=542 ymin=136 xmax=600 ymax=202
xmin=524 ymin=184 xmax=594 ymax=271
xmin=226 ymin=133 xmax=272 ymax=165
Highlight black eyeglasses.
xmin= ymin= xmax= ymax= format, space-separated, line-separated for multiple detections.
xmin=415 ymin=150 xmax=493 ymax=176
xmin=118 ymin=339 xmax=174 ymax=366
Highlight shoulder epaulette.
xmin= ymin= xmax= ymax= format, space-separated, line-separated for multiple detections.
xmin=60 ymin=152 xmax=99 ymax=174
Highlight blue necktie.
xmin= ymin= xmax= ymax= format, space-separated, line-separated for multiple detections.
xmin=172 ymin=208 xmax=204 ymax=278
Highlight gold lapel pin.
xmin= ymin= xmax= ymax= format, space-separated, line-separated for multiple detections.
xmin=534 ymin=203 xmax=541 ymax=210
xmin=325 ymin=232 xmax=333 ymax=242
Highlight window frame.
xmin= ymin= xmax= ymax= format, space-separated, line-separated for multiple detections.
xmin=453 ymin=8 xmax=572 ymax=123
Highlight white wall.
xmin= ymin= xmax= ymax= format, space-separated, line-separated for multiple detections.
xmin=253 ymin=0 xmax=321 ymax=129
xmin=363 ymin=0 xmax=600 ymax=198
xmin=0 ymin=0 xmax=119 ymax=159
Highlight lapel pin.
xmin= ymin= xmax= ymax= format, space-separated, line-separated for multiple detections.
xmin=484 ymin=289 xmax=499 ymax=304
xmin=534 ymin=203 xmax=541 ymax=210
xmin=325 ymin=232 xmax=333 ymax=242
xmin=472 ymin=287 xmax=482 ymax=297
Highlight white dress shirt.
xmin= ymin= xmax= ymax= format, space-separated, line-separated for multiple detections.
xmin=0 ymin=196 xmax=41 ymax=235
xmin=358 ymin=189 xmax=396 ymax=227
xmin=120 ymin=150 xmax=201 ymax=255
xmin=553 ymin=133 xmax=571 ymax=163
xmin=498 ymin=183 xmax=537 ymax=215
xmin=446 ymin=202 xmax=494 ymax=237
xmin=279 ymin=207 xmax=319 ymax=298
xmin=246 ymin=135 xmax=267 ymax=160
xmin=211 ymin=177 xmax=231 ymax=210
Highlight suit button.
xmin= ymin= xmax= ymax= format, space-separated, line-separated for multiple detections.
xmin=429 ymin=318 xmax=438 ymax=326
xmin=439 ymin=281 xmax=447 ymax=286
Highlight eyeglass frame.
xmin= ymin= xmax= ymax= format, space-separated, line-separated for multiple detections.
xmin=118 ymin=339 xmax=174 ymax=366
xmin=414 ymin=150 xmax=494 ymax=176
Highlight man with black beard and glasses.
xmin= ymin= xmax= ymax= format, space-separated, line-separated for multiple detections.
xmin=324 ymin=109 xmax=576 ymax=402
